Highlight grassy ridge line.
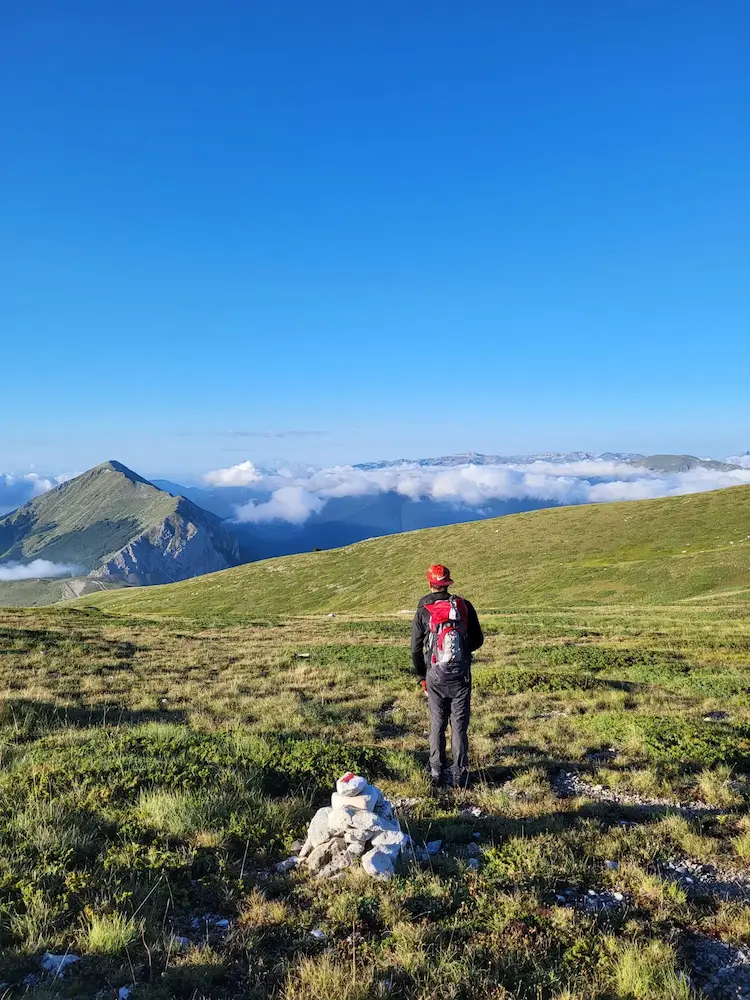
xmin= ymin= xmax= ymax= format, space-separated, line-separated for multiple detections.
xmin=71 ymin=485 xmax=750 ymax=616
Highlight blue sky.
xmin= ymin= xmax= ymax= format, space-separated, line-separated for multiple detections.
xmin=2 ymin=0 xmax=749 ymax=478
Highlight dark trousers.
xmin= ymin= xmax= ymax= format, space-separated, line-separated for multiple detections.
xmin=427 ymin=675 xmax=471 ymax=779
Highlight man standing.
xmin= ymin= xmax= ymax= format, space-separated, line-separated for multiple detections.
xmin=411 ymin=565 xmax=483 ymax=790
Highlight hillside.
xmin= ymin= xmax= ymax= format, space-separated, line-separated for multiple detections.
xmin=74 ymin=482 xmax=750 ymax=616
xmin=0 ymin=460 xmax=241 ymax=593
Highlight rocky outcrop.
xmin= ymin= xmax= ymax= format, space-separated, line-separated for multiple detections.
xmin=90 ymin=505 xmax=240 ymax=586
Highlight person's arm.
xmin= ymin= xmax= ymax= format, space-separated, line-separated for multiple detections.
xmin=465 ymin=600 xmax=484 ymax=653
xmin=411 ymin=607 xmax=428 ymax=682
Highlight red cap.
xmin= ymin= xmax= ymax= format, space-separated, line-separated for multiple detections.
xmin=426 ymin=564 xmax=454 ymax=588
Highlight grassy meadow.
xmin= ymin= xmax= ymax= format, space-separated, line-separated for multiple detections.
xmin=74 ymin=484 xmax=750 ymax=617
xmin=1 ymin=600 xmax=749 ymax=998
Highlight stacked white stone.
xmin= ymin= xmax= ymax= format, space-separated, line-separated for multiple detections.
xmin=294 ymin=772 xmax=410 ymax=879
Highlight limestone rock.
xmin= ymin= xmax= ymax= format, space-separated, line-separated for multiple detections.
xmin=362 ymin=847 xmax=396 ymax=879
xmin=308 ymin=807 xmax=333 ymax=848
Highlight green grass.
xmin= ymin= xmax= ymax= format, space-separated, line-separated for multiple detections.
xmin=0 ymin=600 xmax=749 ymax=997
xmin=73 ymin=483 xmax=750 ymax=616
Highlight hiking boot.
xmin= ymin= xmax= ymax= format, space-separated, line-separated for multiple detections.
xmin=429 ymin=772 xmax=444 ymax=793
xmin=452 ymin=770 xmax=471 ymax=791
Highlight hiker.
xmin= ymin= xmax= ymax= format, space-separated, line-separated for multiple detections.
xmin=411 ymin=565 xmax=483 ymax=790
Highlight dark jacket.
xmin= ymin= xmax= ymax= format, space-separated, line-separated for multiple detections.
xmin=411 ymin=590 xmax=484 ymax=681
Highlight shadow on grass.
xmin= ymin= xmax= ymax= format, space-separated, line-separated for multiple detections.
xmin=0 ymin=697 xmax=188 ymax=736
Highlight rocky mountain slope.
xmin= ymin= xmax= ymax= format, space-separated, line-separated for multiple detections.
xmin=0 ymin=461 xmax=240 ymax=592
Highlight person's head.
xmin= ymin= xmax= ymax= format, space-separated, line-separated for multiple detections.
xmin=426 ymin=564 xmax=453 ymax=592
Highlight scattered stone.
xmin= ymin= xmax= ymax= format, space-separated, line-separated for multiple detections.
xmin=40 ymin=953 xmax=79 ymax=977
xmin=390 ymin=796 xmax=423 ymax=812
xmin=605 ymin=860 xmax=619 ymax=870
xmin=466 ymin=842 xmax=482 ymax=857
xmin=291 ymin=839 xmax=305 ymax=853
xmin=425 ymin=840 xmax=442 ymax=855
xmin=309 ymin=928 xmax=327 ymax=942
xmin=467 ymin=857 xmax=480 ymax=870
xmin=215 ymin=919 xmax=229 ymax=930
xmin=472 ymin=831 xmax=481 ymax=840
xmin=703 ymin=711 xmax=729 ymax=721
xmin=460 ymin=806 xmax=483 ymax=818
xmin=275 ymin=856 xmax=300 ymax=874
xmin=688 ymin=936 xmax=750 ymax=998
xmin=172 ymin=935 xmax=189 ymax=950
xmin=661 ymin=858 xmax=750 ymax=902
xmin=23 ymin=973 xmax=41 ymax=987
xmin=118 ymin=988 xmax=132 ymax=1000
xmin=554 ymin=887 xmax=627 ymax=913
xmin=553 ymin=768 xmax=717 ymax=816
xmin=294 ymin=652 xmax=311 ymax=658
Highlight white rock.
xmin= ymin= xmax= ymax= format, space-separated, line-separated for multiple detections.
xmin=310 ymin=928 xmax=327 ymax=941
xmin=118 ymin=988 xmax=132 ymax=1000
xmin=346 ymin=842 xmax=366 ymax=858
xmin=350 ymin=809 xmax=396 ymax=839
xmin=328 ymin=806 xmax=356 ymax=837
xmin=362 ymin=847 xmax=396 ymax=879
xmin=298 ymin=837 xmax=313 ymax=859
xmin=344 ymin=827 xmax=371 ymax=845
xmin=331 ymin=789 xmax=380 ymax=813
xmin=371 ymin=830 xmax=410 ymax=852
xmin=308 ymin=807 xmax=333 ymax=848
xmin=425 ymin=840 xmax=442 ymax=855
xmin=335 ymin=772 xmax=369 ymax=796
xmin=41 ymin=953 xmax=79 ymax=977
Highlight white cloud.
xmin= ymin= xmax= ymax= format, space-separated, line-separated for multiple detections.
xmin=0 ymin=559 xmax=83 ymax=581
xmin=0 ymin=471 xmax=74 ymax=513
xmin=727 ymin=453 xmax=750 ymax=469
xmin=203 ymin=460 xmax=263 ymax=487
xmin=204 ymin=455 xmax=750 ymax=525
xmin=235 ymin=486 xmax=325 ymax=524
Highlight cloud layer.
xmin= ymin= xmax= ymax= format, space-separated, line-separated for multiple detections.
xmin=0 ymin=472 xmax=73 ymax=515
xmin=0 ymin=559 xmax=83 ymax=581
xmin=204 ymin=457 xmax=750 ymax=524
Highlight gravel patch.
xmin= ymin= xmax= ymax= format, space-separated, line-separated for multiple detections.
xmin=660 ymin=859 xmax=750 ymax=903
xmin=553 ymin=886 xmax=627 ymax=914
xmin=688 ymin=937 xmax=750 ymax=999
xmin=553 ymin=768 xmax=716 ymax=816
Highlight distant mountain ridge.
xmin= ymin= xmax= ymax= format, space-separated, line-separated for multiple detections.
xmin=0 ymin=461 xmax=240 ymax=597
xmin=353 ymin=451 xmax=645 ymax=469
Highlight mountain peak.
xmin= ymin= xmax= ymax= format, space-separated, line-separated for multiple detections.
xmin=92 ymin=460 xmax=153 ymax=486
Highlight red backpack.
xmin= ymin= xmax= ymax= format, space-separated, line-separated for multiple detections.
xmin=425 ymin=595 xmax=470 ymax=683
